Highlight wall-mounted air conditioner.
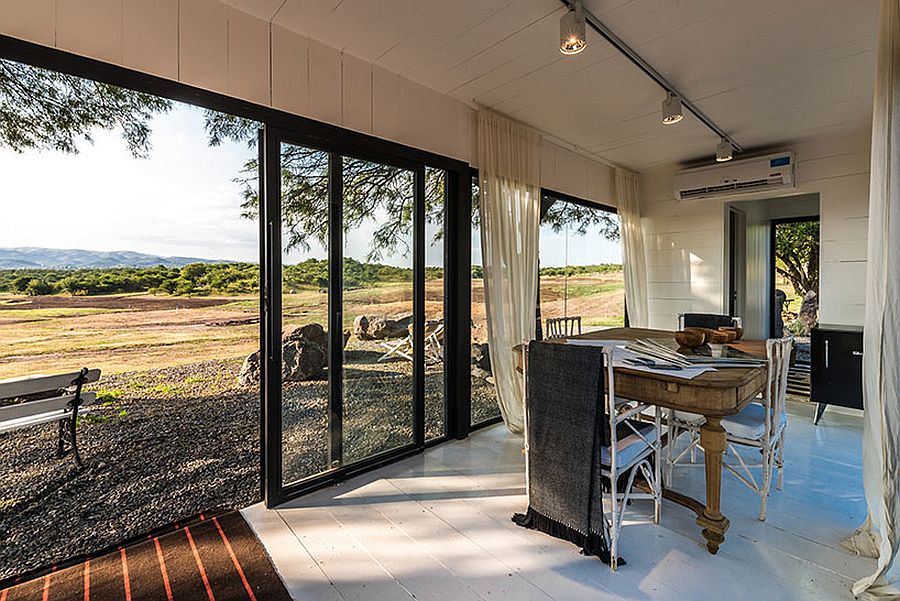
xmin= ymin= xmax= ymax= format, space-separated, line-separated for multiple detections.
xmin=673 ymin=152 xmax=796 ymax=201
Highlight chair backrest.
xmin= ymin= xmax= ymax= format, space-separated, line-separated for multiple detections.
xmin=545 ymin=316 xmax=582 ymax=339
xmin=679 ymin=313 xmax=737 ymax=330
xmin=764 ymin=338 xmax=793 ymax=433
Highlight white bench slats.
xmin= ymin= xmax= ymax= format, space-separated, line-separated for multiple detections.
xmin=0 ymin=369 xmax=101 ymax=400
xmin=0 ymin=406 xmax=93 ymax=434
xmin=0 ymin=392 xmax=97 ymax=424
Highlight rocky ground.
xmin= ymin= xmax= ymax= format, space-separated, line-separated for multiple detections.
xmin=0 ymin=342 xmax=500 ymax=580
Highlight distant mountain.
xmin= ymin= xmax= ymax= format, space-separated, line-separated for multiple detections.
xmin=0 ymin=247 xmax=231 ymax=269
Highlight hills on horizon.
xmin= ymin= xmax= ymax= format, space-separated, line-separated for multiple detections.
xmin=0 ymin=247 xmax=232 ymax=270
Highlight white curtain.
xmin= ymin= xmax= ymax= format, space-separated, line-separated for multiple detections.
xmin=616 ymin=168 xmax=649 ymax=328
xmin=842 ymin=1 xmax=900 ymax=598
xmin=477 ymin=110 xmax=541 ymax=434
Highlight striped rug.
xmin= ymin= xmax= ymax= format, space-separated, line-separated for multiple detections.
xmin=0 ymin=512 xmax=292 ymax=601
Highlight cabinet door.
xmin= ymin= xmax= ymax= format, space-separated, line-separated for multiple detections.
xmin=810 ymin=331 xmax=833 ymax=402
xmin=831 ymin=332 xmax=864 ymax=409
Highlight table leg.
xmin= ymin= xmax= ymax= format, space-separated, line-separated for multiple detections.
xmin=696 ymin=416 xmax=730 ymax=554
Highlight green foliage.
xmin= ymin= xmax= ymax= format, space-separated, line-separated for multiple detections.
xmin=538 ymin=264 xmax=622 ymax=277
xmin=0 ymin=259 xmax=445 ymax=297
xmin=82 ymin=389 xmax=127 ymax=424
xmin=0 ymin=58 xmax=171 ymax=157
xmin=786 ymin=318 xmax=811 ymax=337
xmin=774 ymin=221 xmax=819 ymax=296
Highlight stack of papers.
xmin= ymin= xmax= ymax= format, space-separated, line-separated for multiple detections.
xmin=563 ymin=338 xmax=716 ymax=380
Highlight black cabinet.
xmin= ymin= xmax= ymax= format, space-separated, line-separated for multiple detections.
xmin=810 ymin=325 xmax=863 ymax=423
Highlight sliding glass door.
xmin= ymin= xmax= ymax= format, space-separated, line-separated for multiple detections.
xmin=262 ymin=127 xmax=435 ymax=504
xmin=341 ymin=157 xmax=418 ymax=464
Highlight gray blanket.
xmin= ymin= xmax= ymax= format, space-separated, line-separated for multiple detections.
xmin=512 ymin=340 xmax=612 ymax=563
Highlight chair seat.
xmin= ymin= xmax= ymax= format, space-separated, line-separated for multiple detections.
xmin=722 ymin=403 xmax=784 ymax=440
xmin=671 ymin=410 xmax=705 ymax=426
xmin=639 ymin=405 xmax=704 ymax=426
xmin=601 ymin=420 xmax=657 ymax=471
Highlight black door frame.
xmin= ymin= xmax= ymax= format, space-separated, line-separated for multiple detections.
xmin=0 ymin=35 xmax=473 ymax=509
xmin=262 ymin=127 xmax=469 ymax=505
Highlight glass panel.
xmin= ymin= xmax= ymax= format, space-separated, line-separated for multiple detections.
xmin=470 ymin=177 xmax=502 ymax=426
xmin=424 ymin=167 xmax=446 ymax=441
xmin=342 ymin=157 xmax=415 ymax=463
xmin=539 ymin=197 xmax=624 ymax=335
xmin=280 ymin=141 xmax=331 ymax=486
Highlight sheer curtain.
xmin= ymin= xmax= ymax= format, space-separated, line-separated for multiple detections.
xmin=842 ymin=1 xmax=900 ymax=598
xmin=616 ymin=168 xmax=649 ymax=328
xmin=477 ymin=110 xmax=541 ymax=434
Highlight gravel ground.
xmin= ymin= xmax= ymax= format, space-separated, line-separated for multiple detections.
xmin=0 ymin=341 xmax=500 ymax=579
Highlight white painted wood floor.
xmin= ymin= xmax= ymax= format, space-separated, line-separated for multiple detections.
xmin=243 ymin=401 xmax=873 ymax=601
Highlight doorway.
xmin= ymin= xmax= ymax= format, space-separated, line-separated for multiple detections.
xmin=770 ymin=216 xmax=820 ymax=347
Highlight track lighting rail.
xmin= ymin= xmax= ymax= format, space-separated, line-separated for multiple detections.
xmin=558 ymin=0 xmax=743 ymax=154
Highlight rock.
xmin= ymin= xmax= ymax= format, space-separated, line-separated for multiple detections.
xmin=471 ymin=343 xmax=492 ymax=373
xmin=284 ymin=323 xmax=327 ymax=349
xmin=355 ymin=314 xmax=412 ymax=340
xmin=282 ymin=339 xmax=326 ymax=382
xmin=798 ymin=290 xmax=819 ymax=331
xmin=238 ymin=338 xmax=327 ymax=385
xmin=237 ymin=350 xmax=261 ymax=386
xmin=353 ymin=315 xmax=371 ymax=339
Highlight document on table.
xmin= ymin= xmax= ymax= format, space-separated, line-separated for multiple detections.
xmin=563 ymin=338 xmax=716 ymax=380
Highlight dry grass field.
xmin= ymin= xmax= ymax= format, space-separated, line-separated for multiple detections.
xmin=0 ymin=271 xmax=623 ymax=379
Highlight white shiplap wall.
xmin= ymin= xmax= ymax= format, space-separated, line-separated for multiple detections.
xmin=0 ymin=0 xmax=616 ymax=207
xmin=641 ymin=131 xmax=871 ymax=329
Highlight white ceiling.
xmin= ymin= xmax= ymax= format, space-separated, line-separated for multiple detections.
xmin=224 ymin=0 xmax=879 ymax=172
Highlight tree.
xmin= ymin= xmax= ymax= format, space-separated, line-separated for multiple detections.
xmin=208 ymin=113 xmax=621 ymax=260
xmin=1 ymin=59 xmax=620 ymax=263
xmin=0 ymin=59 xmax=171 ymax=157
xmin=774 ymin=221 xmax=819 ymax=296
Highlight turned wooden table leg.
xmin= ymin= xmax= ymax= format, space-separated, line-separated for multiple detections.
xmin=696 ymin=416 xmax=730 ymax=554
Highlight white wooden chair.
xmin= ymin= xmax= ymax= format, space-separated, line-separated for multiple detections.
xmin=379 ymin=321 xmax=444 ymax=364
xmin=600 ymin=348 xmax=663 ymax=571
xmin=545 ymin=316 xmax=582 ymax=339
xmin=664 ymin=409 xmax=705 ymax=485
xmin=721 ymin=337 xmax=792 ymax=521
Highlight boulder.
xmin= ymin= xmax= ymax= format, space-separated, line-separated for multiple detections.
xmin=353 ymin=315 xmax=371 ymax=339
xmin=798 ymin=290 xmax=819 ymax=331
xmin=239 ymin=323 xmax=349 ymax=386
xmin=237 ymin=351 xmax=261 ymax=387
xmin=282 ymin=339 xmax=326 ymax=382
xmin=284 ymin=323 xmax=327 ymax=349
xmin=354 ymin=314 xmax=412 ymax=340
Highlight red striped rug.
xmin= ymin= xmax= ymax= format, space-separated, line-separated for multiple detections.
xmin=0 ymin=512 xmax=292 ymax=601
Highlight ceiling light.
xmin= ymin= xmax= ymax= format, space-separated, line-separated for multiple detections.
xmin=661 ymin=92 xmax=683 ymax=125
xmin=559 ymin=0 xmax=586 ymax=55
xmin=716 ymin=138 xmax=734 ymax=162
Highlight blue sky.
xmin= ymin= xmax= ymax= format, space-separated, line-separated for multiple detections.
xmin=0 ymin=103 xmax=621 ymax=268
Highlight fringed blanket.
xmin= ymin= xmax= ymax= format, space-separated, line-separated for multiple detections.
xmin=513 ymin=340 xmax=614 ymax=564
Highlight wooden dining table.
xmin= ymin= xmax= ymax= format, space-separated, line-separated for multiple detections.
xmin=522 ymin=326 xmax=769 ymax=555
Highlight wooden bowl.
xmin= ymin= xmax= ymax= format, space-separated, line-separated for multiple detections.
xmin=675 ymin=329 xmax=706 ymax=348
xmin=718 ymin=326 xmax=743 ymax=341
xmin=707 ymin=329 xmax=736 ymax=344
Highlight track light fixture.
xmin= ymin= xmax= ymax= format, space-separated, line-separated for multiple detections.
xmin=716 ymin=138 xmax=734 ymax=162
xmin=559 ymin=0 xmax=587 ymax=55
xmin=661 ymin=91 xmax=683 ymax=125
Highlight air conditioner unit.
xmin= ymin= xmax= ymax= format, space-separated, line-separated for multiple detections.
xmin=673 ymin=152 xmax=796 ymax=201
